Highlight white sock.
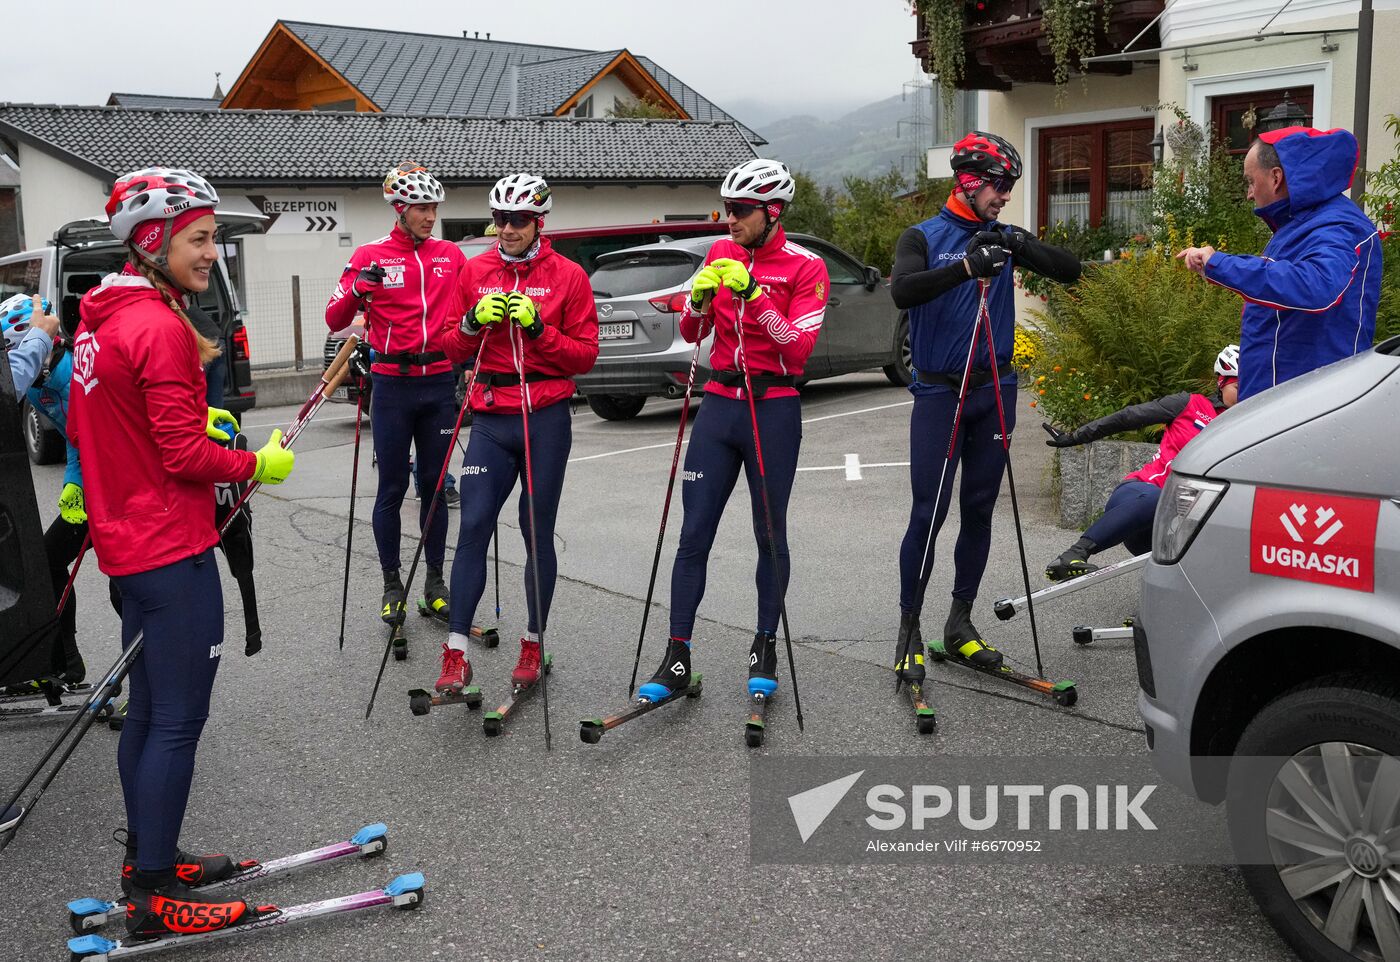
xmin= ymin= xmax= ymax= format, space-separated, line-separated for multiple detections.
xmin=447 ymin=632 xmax=470 ymax=653
xmin=527 ymin=631 xmax=540 ymax=644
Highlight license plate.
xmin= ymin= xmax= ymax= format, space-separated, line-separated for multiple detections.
xmin=331 ymin=385 xmax=349 ymax=400
xmin=598 ymin=321 xmax=634 ymax=340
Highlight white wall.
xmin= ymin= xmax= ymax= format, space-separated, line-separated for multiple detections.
xmin=16 ymin=144 xmax=110 ymax=250
xmin=571 ymin=74 xmax=633 ymax=117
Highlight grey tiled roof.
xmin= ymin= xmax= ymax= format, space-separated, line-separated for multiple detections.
xmin=107 ymin=93 xmax=222 ymax=110
xmin=0 ymin=104 xmax=757 ymax=184
xmin=517 ymin=51 xmax=622 ymax=115
xmin=278 ymin=21 xmax=763 ymax=142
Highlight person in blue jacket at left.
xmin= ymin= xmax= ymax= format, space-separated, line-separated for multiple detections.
xmin=1178 ymin=125 xmax=1382 ymax=400
xmin=1 ymin=294 xmax=61 ymax=395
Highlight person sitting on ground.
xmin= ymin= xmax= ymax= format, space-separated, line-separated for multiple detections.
xmin=1042 ymin=344 xmax=1240 ymax=581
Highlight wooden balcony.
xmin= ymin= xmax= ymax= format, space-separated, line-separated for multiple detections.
xmin=910 ymin=0 xmax=1165 ymax=91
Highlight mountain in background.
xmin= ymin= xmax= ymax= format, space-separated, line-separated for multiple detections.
xmin=755 ymin=93 xmax=929 ymax=188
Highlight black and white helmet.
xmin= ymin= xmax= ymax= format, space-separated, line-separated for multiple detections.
xmin=490 ymin=173 xmax=553 ymax=214
xmin=383 ymin=162 xmax=445 ymax=206
xmin=721 ymin=159 xmax=795 ymax=205
xmin=1215 ymin=344 xmax=1240 ymax=377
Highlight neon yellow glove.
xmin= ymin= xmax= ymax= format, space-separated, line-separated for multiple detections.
xmin=710 ymin=258 xmax=761 ymax=301
xmin=206 ymin=407 xmax=239 ymax=441
xmin=250 ymin=429 xmax=295 ymax=485
xmin=468 ymin=292 xmax=510 ymax=332
xmin=507 ymin=292 xmax=543 ymax=340
xmin=689 ymin=266 xmax=723 ymax=311
xmin=58 ymin=483 xmax=86 ymax=525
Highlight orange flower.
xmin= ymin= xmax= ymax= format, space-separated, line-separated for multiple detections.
xmin=1038 ymin=389 xmax=1046 ymax=395
xmin=1029 ymin=400 xmax=1038 ymax=408
xmin=1083 ymin=393 xmax=1091 ymax=400
xmin=1053 ymin=365 xmax=1062 ymax=372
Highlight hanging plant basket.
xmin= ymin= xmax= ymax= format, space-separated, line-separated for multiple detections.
xmin=914 ymin=0 xmax=967 ymax=110
xmin=1041 ymin=0 xmax=1114 ymax=100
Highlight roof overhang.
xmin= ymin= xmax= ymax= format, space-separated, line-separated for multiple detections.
xmin=1083 ymin=28 xmax=1356 ymax=64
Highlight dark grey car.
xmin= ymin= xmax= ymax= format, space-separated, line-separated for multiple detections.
xmin=575 ymin=233 xmax=911 ymax=421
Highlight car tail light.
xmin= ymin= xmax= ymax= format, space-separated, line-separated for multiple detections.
xmin=232 ymin=327 xmax=251 ymax=361
xmin=648 ymin=292 xmax=689 ymax=314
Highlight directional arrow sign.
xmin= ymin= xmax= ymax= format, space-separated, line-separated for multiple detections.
xmin=304 ymin=215 xmax=338 ymax=232
xmin=247 ymin=195 xmax=344 ymax=235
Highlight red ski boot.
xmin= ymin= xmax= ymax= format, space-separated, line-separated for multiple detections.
xmin=435 ymin=643 xmax=472 ymax=693
xmin=511 ymin=638 xmax=542 ymax=688
xmin=125 ymin=879 xmax=262 ymax=941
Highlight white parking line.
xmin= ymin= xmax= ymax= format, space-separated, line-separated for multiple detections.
xmin=568 ymin=399 xmax=913 ymax=464
xmin=797 ymin=459 xmax=910 ymax=478
xmin=845 ymin=453 xmax=862 ymax=481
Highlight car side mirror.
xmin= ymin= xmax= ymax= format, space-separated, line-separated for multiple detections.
xmin=864 ymin=265 xmax=881 ymax=291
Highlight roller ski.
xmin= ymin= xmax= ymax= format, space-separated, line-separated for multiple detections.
xmin=0 ymin=678 xmax=117 ymax=723
xmin=929 ymin=600 xmax=1078 ymax=707
xmin=1044 ymin=537 xmax=1100 ymax=583
xmin=483 ymin=640 xmax=551 ymax=736
xmin=894 ymin=613 xmax=937 ymax=735
xmin=408 ymin=644 xmax=481 ymax=716
xmin=70 ymin=823 xmax=390 ymax=934
xmin=414 ymin=569 xmax=500 ymax=647
xmin=745 ymin=632 xmax=779 ymax=748
xmin=66 ymin=871 xmax=424 ymax=960
xmin=581 ymin=639 xmax=702 ymax=744
xmin=993 ymin=552 xmax=1148 ymax=621
xmin=1 ymin=677 xmax=95 ymax=705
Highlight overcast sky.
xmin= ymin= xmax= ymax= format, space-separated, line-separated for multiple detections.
xmin=0 ymin=1 xmax=924 ymax=127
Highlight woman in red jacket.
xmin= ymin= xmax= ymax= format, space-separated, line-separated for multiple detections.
xmin=68 ymin=167 xmax=294 ymax=941
xmin=433 ymin=173 xmax=598 ymax=695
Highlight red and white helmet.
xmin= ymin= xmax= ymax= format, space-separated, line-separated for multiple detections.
xmin=490 ymin=173 xmax=552 ymax=214
xmin=105 ymin=167 xmax=219 ymax=244
xmin=721 ymin=159 xmax=795 ymax=206
xmin=383 ymin=162 xmax=445 ymax=206
xmin=1215 ymin=343 xmax=1240 ymax=377
xmin=951 ymin=131 xmax=1023 ymax=182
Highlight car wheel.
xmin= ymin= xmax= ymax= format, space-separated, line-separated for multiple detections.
xmin=883 ymin=313 xmax=913 ymax=387
xmin=1227 ymin=674 xmax=1400 ymax=962
xmin=23 ymin=399 xmax=65 ymax=465
xmin=586 ymin=394 xmax=646 ymax=421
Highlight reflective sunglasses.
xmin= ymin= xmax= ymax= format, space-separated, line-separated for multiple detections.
xmin=723 ymin=201 xmax=764 ymax=219
xmin=492 ymin=210 xmax=539 ymax=229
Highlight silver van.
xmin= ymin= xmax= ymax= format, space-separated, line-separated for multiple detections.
xmin=1137 ymin=335 xmax=1400 ymax=961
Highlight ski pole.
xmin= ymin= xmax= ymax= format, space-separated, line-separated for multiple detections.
xmin=337 ymin=375 xmax=368 ymax=651
xmin=55 ymin=531 xmax=91 ymax=619
xmin=508 ymin=318 xmax=552 ymax=750
xmin=0 ymin=630 xmax=144 ymax=850
xmin=627 ymin=339 xmax=703 ymax=697
xmin=732 ymin=288 xmax=804 ymax=732
xmin=218 ymin=335 xmax=360 ymax=538
xmin=900 ymin=292 xmax=982 ymax=695
xmin=975 ymin=280 xmax=1045 ymax=678
xmin=493 ymin=522 xmax=500 ymax=622
xmin=365 ymin=335 xmax=489 ymax=720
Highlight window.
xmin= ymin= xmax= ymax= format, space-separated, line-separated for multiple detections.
xmin=932 ymin=90 xmax=978 ymax=148
xmin=0 ymin=256 xmax=42 ymax=301
xmin=1039 ymin=120 xmax=1153 ymax=234
xmin=590 ymin=251 xmax=700 ymax=298
xmin=573 ymin=96 xmax=593 ymax=119
xmin=1210 ymin=87 xmax=1314 ymax=156
xmin=441 ymin=219 xmax=491 ymax=243
xmin=801 ymin=239 xmax=865 ymax=285
xmin=218 ymin=240 xmax=244 ymax=304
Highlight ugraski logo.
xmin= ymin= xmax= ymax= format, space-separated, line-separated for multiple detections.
xmin=1251 ymin=487 xmax=1379 ymax=592
xmin=71 ymin=332 xmax=100 ymax=395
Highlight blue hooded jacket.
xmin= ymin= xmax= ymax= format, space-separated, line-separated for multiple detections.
xmin=1203 ymin=127 xmax=1382 ymax=400
xmin=907 ymin=192 xmax=1020 ymax=395
xmin=25 ymin=350 xmax=82 ymax=489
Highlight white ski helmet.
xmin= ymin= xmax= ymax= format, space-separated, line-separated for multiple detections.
xmin=383 ymin=162 xmax=445 ymax=206
xmin=0 ymin=293 xmax=52 ymax=352
xmin=1215 ymin=343 xmax=1240 ymax=377
xmin=721 ymin=159 xmax=795 ymax=205
xmin=105 ymin=167 xmax=219 ymax=244
xmin=490 ymin=173 xmax=552 ymax=215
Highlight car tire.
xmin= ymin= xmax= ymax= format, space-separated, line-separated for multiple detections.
xmin=586 ymin=394 xmax=646 ymax=421
xmin=23 ymin=399 xmax=65 ymax=465
xmin=883 ymin=313 xmax=913 ymax=387
xmin=1227 ymin=674 xmax=1400 ymax=962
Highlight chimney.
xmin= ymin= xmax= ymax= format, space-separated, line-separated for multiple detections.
xmin=462 ymin=30 xmax=468 ymax=38
xmin=486 ymin=33 xmax=491 ymax=40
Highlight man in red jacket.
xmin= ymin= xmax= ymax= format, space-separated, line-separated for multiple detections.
xmin=326 ymin=162 xmax=466 ymax=628
xmin=433 ymin=173 xmax=598 ymax=694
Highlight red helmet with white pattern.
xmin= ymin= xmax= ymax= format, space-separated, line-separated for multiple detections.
xmin=951 ymin=131 xmax=1023 ymax=182
xmin=106 ymin=167 xmax=219 ymax=244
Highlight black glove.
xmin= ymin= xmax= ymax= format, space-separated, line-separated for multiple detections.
xmin=1001 ymin=228 xmax=1031 ymax=256
xmin=349 ymin=341 xmax=373 ymax=380
xmin=351 ymin=263 xmax=387 ymax=298
xmin=1043 ymin=422 xmax=1081 ymax=447
xmin=967 ymin=230 xmax=1006 ymax=254
xmin=964 ymin=243 xmax=1009 ymax=279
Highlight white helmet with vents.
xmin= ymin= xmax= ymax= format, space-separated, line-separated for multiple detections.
xmin=383 ymin=161 xmax=445 ymax=206
xmin=720 ymin=159 xmax=795 ymax=205
xmin=1215 ymin=344 xmax=1240 ymax=377
xmin=489 ymin=173 xmax=553 ymax=214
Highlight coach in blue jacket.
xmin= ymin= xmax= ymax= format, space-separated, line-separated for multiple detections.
xmin=1178 ymin=126 xmax=1381 ymax=401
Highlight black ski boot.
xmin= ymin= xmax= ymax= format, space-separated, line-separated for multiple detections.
xmin=117 ymin=830 xmax=238 ymax=895
xmin=748 ymin=631 xmax=778 ymax=697
xmin=943 ymin=598 xmax=1003 ymax=669
xmin=895 ymin=611 xmax=925 ymax=682
xmin=423 ymin=566 xmax=449 ymax=622
xmin=638 ymin=638 xmax=692 ymax=703
xmin=381 ymin=570 xmax=407 ymax=626
xmin=125 ymin=869 xmax=257 ymax=941
xmin=1046 ymin=536 xmax=1100 ymax=582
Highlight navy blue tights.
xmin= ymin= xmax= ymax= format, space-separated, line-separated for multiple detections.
xmin=370 ymin=371 xmax=456 ymax=572
xmin=1083 ymin=480 xmax=1160 ymax=555
xmin=114 ymin=550 xmax=223 ymax=873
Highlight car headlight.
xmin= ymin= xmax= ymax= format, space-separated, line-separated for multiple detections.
xmin=1152 ymin=474 xmax=1228 ymax=564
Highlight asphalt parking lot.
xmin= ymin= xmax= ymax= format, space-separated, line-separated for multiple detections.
xmin=3 ymin=372 xmax=1292 ymax=961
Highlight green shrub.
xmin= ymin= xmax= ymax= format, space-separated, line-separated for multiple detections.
xmin=1026 ymin=246 xmax=1242 ymax=435
xmin=1149 ymin=112 xmax=1269 ymax=257
xmin=1016 ymin=219 xmax=1137 ymax=298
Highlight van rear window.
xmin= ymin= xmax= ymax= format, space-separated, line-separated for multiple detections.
xmin=590 ymin=252 xmax=699 ymax=298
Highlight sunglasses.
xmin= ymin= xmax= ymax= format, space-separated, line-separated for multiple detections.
xmin=492 ymin=210 xmax=539 ymax=229
xmin=724 ymin=201 xmax=764 ymax=219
